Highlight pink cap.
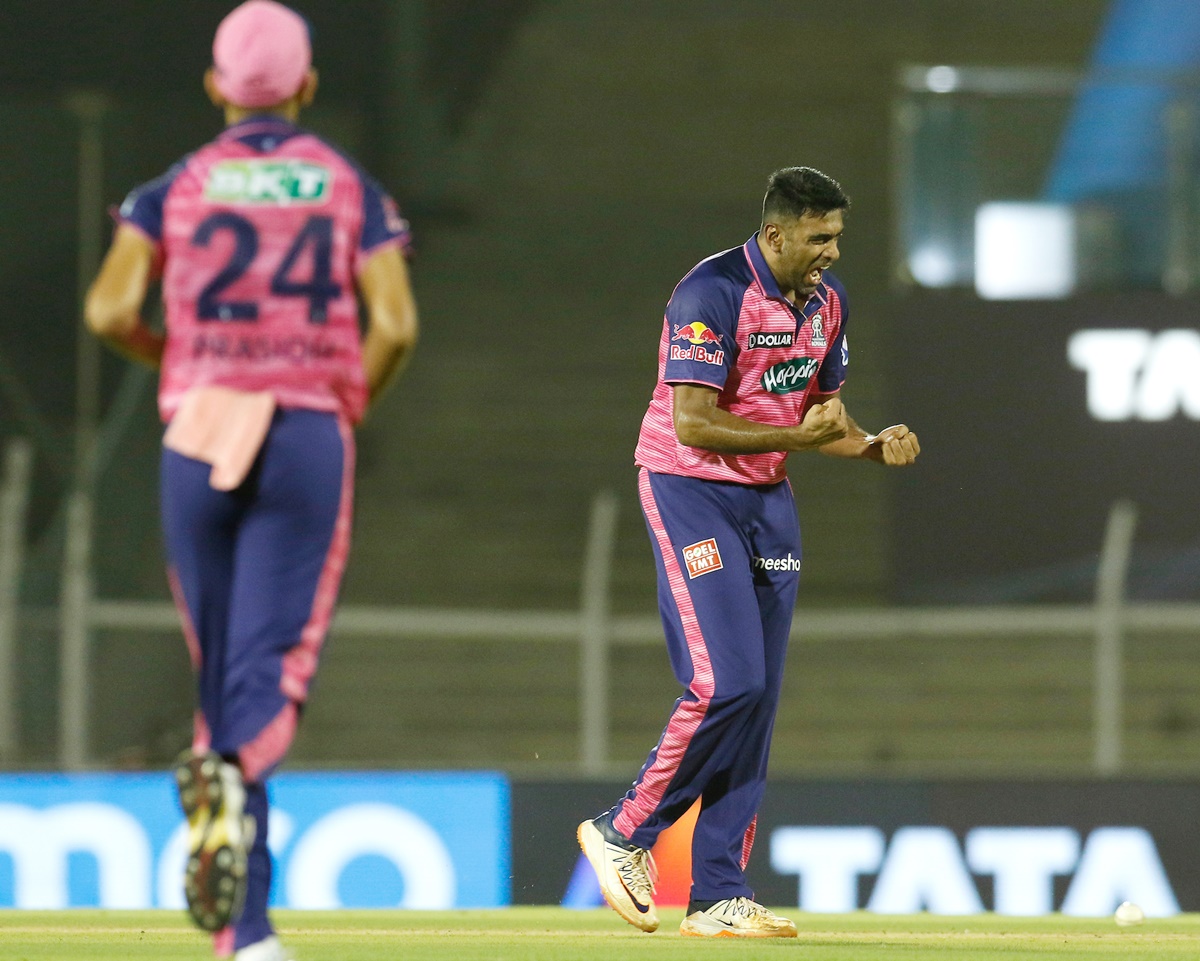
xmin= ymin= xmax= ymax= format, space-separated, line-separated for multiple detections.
xmin=212 ymin=0 xmax=312 ymax=109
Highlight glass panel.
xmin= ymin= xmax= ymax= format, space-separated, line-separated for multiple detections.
xmin=894 ymin=65 xmax=1200 ymax=296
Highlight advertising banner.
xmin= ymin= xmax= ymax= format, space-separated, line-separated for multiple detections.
xmin=890 ymin=294 xmax=1200 ymax=602
xmin=515 ymin=779 xmax=1200 ymax=915
xmin=0 ymin=771 xmax=509 ymax=909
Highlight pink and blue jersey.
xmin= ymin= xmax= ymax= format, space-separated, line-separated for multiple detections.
xmin=634 ymin=234 xmax=849 ymax=485
xmin=119 ymin=116 xmax=412 ymax=425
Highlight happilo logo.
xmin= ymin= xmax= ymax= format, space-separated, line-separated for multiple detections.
xmin=205 ymin=159 xmax=332 ymax=204
xmin=671 ymin=322 xmax=725 ymax=366
xmin=682 ymin=538 xmax=723 ymax=578
xmin=1068 ymin=329 xmax=1200 ymax=421
xmin=761 ymin=357 xmax=819 ymax=394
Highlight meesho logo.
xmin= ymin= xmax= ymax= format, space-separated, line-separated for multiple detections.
xmin=1068 ymin=329 xmax=1200 ymax=421
xmin=205 ymin=160 xmax=332 ymax=204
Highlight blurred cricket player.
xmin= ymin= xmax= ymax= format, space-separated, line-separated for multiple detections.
xmin=84 ymin=2 xmax=418 ymax=957
xmin=578 ymin=167 xmax=919 ymax=937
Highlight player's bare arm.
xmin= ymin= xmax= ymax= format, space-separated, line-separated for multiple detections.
xmin=672 ymin=383 xmax=848 ymax=454
xmin=84 ymin=224 xmax=165 ymax=370
xmin=805 ymin=392 xmax=921 ymax=466
xmin=357 ymin=244 xmax=419 ymax=410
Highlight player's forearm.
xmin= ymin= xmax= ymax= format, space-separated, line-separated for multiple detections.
xmin=362 ymin=315 xmax=418 ymax=406
xmin=674 ymin=405 xmax=834 ymax=454
xmin=358 ymin=246 xmax=419 ymax=409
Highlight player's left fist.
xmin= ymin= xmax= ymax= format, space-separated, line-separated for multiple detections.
xmin=871 ymin=424 xmax=920 ymax=466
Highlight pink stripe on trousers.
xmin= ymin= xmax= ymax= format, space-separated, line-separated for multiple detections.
xmin=280 ymin=416 xmax=355 ymax=703
xmin=614 ymin=470 xmax=717 ymax=838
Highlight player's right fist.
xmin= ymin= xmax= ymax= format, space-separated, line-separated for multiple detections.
xmin=799 ymin=396 xmax=848 ymax=447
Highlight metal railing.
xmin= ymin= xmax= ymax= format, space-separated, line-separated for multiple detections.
xmin=2 ymin=443 xmax=1198 ymax=776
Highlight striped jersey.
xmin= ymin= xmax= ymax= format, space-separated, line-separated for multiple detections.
xmin=119 ymin=116 xmax=412 ymax=425
xmin=634 ymin=234 xmax=849 ymax=485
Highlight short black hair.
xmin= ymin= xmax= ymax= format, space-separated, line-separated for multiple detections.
xmin=761 ymin=167 xmax=850 ymax=224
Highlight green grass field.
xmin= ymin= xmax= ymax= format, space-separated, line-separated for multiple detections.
xmin=2 ymin=908 xmax=1197 ymax=960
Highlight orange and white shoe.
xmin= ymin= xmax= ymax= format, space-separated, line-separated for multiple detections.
xmin=680 ymin=897 xmax=798 ymax=938
xmin=576 ymin=816 xmax=659 ymax=932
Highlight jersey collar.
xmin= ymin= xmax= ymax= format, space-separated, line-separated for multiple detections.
xmin=219 ymin=115 xmax=303 ymax=151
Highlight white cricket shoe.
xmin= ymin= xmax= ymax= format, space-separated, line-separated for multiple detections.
xmin=174 ymin=749 xmax=255 ymax=932
xmin=577 ymin=817 xmax=659 ymax=932
xmin=234 ymin=935 xmax=294 ymax=961
xmin=680 ymin=897 xmax=798 ymax=938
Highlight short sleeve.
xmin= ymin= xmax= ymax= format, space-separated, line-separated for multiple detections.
xmin=118 ymin=162 xmax=185 ymax=246
xmin=359 ymin=174 xmax=414 ymax=261
xmin=661 ymin=271 xmax=741 ymax=390
xmin=816 ymin=281 xmax=849 ymax=393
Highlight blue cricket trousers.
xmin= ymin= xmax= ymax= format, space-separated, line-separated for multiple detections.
xmin=161 ymin=407 xmax=354 ymax=951
xmin=613 ymin=468 xmax=801 ymax=902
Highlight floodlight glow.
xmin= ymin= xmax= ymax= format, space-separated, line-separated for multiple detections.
xmin=908 ymin=244 xmax=958 ymax=287
xmin=925 ymin=65 xmax=960 ymax=93
xmin=974 ymin=202 xmax=1076 ymax=300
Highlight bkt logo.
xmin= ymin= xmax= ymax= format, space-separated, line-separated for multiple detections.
xmin=0 ymin=772 xmax=508 ymax=909
xmin=770 ymin=825 xmax=1179 ymax=916
xmin=204 ymin=159 xmax=332 ymax=204
xmin=1068 ymin=329 xmax=1200 ymax=421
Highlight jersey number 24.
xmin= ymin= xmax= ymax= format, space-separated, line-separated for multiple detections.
xmin=190 ymin=211 xmax=341 ymax=324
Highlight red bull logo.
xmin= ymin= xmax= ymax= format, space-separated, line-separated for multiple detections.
xmin=673 ymin=321 xmax=723 ymax=346
xmin=670 ymin=322 xmax=725 ymax=366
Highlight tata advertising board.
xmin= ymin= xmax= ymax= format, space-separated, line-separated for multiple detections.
xmin=0 ymin=771 xmax=508 ymax=909
xmin=889 ymin=294 xmax=1200 ymax=603
xmin=517 ymin=779 xmax=1200 ymax=915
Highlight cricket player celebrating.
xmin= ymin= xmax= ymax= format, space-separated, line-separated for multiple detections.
xmin=84 ymin=3 xmax=418 ymax=958
xmin=578 ymin=167 xmax=919 ymax=938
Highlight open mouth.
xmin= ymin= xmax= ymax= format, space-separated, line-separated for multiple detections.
xmin=806 ymin=267 xmax=823 ymax=286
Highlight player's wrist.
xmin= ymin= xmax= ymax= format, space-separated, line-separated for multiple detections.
xmin=110 ymin=319 xmax=164 ymax=369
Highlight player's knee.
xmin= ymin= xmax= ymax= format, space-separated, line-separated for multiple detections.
xmin=715 ymin=675 xmax=767 ymax=708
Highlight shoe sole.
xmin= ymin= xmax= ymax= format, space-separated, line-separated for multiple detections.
xmin=175 ymin=751 xmax=251 ymax=932
xmin=576 ymin=821 xmax=659 ymax=933
xmin=686 ymin=921 xmax=796 ymax=935
xmin=680 ymin=917 xmax=798 ymax=939
xmin=680 ymin=924 xmax=797 ymax=938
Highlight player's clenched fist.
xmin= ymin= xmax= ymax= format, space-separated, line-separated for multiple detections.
xmin=870 ymin=424 xmax=920 ymax=466
xmin=799 ymin=396 xmax=849 ymax=447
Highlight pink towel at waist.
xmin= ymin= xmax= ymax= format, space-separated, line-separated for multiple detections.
xmin=162 ymin=386 xmax=276 ymax=491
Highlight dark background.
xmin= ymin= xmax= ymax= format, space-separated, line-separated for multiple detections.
xmin=13 ymin=1 xmax=1193 ymax=772
xmin=0 ymin=0 xmax=1113 ymax=613
xmin=894 ymin=295 xmax=1200 ymax=603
